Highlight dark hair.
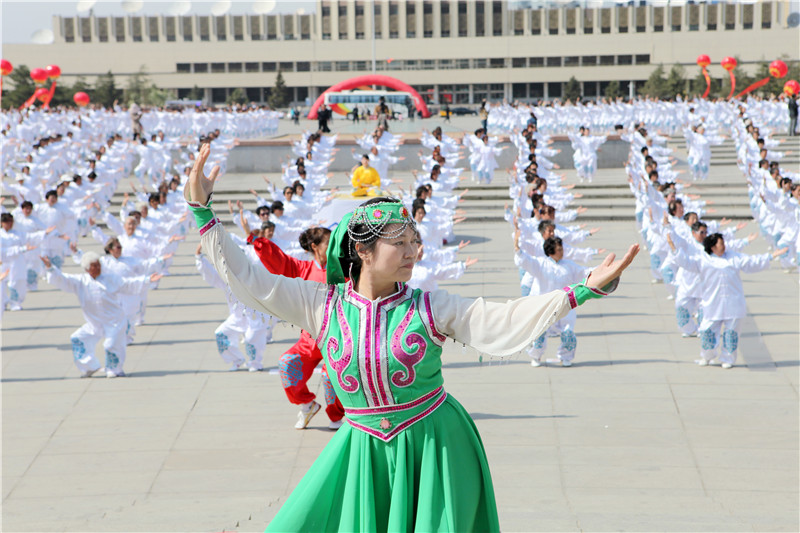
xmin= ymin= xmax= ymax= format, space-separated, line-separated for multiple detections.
xmin=298 ymin=227 xmax=331 ymax=253
xmin=683 ymin=211 xmax=697 ymax=222
xmin=283 ymin=186 xmax=294 ymax=196
xmin=271 ymin=201 xmax=284 ymax=212
xmin=148 ymin=193 xmax=160 ymax=204
xmin=691 ymin=221 xmax=708 ymax=233
xmin=104 ymin=237 xmax=121 ymax=254
xmin=292 ymin=180 xmax=304 ymax=190
xmin=338 ymin=197 xmax=406 ymax=281
xmin=20 ymin=201 xmax=33 ymax=209
xmin=703 ymin=233 xmax=723 ymax=255
xmin=538 ymin=220 xmax=555 ymax=235
xmin=415 ymin=185 xmax=429 ymax=199
xmin=260 ymin=221 xmax=275 ymax=231
xmin=45 ymin=190 xmax=58 ymax=200
xmin=543 ymin=236 xmax=563 ymax=257
xmin=256 ymin=205 xmax=270 ymax=216
xmin=1 ymin=213 xmax=13 ymax=223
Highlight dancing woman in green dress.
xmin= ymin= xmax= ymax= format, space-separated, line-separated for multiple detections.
xmin=186 ymin=144 xmax=639 ymax=532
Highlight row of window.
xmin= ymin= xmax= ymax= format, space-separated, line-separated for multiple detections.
xmin=177 ymin=80 xmax=643 ymax=105
xmin=176 ymin=55 xmax=651 ymax=75
xmin=59 ymin=1 xmax=775 ymax=43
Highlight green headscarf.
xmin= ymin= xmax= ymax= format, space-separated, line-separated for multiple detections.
xmin=326 ymin=200 xmax=414 ymax=284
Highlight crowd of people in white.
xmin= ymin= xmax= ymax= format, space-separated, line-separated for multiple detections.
xmin=2 ymin=95 xmax=795 ymax=379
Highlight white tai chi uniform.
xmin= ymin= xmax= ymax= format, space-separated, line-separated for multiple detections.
xmin=514 ymin=251 xmax=588 ymax=364
xmin=45 ymin=265 xmax=152 ymax=376
xmin=671 ymin=249 xmax=771 ymax=365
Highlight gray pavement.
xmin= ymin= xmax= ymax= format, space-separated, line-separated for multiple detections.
xmin=2 ymin=132 xmax=799 ymax=532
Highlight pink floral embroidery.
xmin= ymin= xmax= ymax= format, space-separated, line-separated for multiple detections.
xmin=328 ymin=301 xmax=359 ymax=393
xmin=372 ymin=209 xmax=384 ymax=219
xmin=390 ymin=301 xmax=426 ymax=387
xmin=380 ymin=418 xmax=392 ymax=430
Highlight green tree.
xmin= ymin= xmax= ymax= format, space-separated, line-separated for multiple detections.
xmin=125 ymin=66 xmax=149 ymax=105
xmin=639 ymin=65 xmax=667 ymax=98
xmin=604 ymin=80 xmax=620 ymax=100
xmin=94 ymin=71 xmax=122 ymax=107
xmin=563 ymin=76 xmax=581 ymax=101
xmin=188 ymin=85 xmax=204 ymax=101
xmin=2 ymin=64 xmax=35 ymax=109
xmin=268 ymin=68 xmax=289 ymax=108
xmin=690 ymin=70 xmax=720 ymax=99
xmin=664 ymin=65 xmax=686 ymax=99
xmin=226 ymin=87 xmax=247 ymax=106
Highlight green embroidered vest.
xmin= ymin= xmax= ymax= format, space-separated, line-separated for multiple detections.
xmin=315 ymin=282 xmax=448 ymax=442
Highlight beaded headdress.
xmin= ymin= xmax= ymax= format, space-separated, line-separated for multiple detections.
xmin=326 ymin=198 xmax=416 ymax=284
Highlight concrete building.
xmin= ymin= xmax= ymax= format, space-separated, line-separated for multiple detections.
xmin=4 ymin=1 xmax=799 ymax=106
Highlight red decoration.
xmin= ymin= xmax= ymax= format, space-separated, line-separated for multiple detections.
xmin=769 ymin=60 xmax=788 ymax=79
xmin=721 ymin=57 xmax=737 ymax=99
xmin=73 ymin=91 xmax=90 ymax=107
xmin=736 ymin=59 xmax=789 ymax=99
xmin=401 ymin=207 xmax=409 ymax=218
xmin=45 ymin=65 xmax=61 ymax=79
xmin=0 ymin=59 xmax=12 ymax=76
xmin=697 ymin=55 xmax=712 ymax=99
xmin=721 ymin=57 xmax=737 ymax=71
xmin=784 ymin=80 xmax=800 ymax=97
xmin=30 ymin=68 xmax=48 ymax=83
xmin=33 ymin=88 xmax=49 ymax=102
xmin=308 ymin=75 xmax=432 ymax=119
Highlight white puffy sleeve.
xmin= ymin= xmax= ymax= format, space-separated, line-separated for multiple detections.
xmin=428 ymin=289 xmax=572 ymax=357
xmin=200 ymin=220 xmax=329 ymax=336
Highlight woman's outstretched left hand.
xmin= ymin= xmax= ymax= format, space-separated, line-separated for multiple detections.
xmin=586 ymin=244 xmax=640 ymax=291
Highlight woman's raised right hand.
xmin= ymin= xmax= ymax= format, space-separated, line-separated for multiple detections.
xmin=184 ymin=143 xmax=220 ymax=206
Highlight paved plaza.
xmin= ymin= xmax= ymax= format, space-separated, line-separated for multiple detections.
xmin=2 ymin=123 xmax=799 ymax=532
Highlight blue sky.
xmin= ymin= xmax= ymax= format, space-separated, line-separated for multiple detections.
xmin=1 ymin=1 xmax=317 ymax=44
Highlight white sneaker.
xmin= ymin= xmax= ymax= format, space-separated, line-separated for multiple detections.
xmin=721 ymin=363 xmax=733 ymax=369
xmin=561 ymin=360 xmax=573 ymax=367
xmin=530 ymin=359 xmax=542 ymax=367
xmin=328 ymin=420 xmax=344 ymax=430
xmin=228 ymin=362 xmax=243 ymax=372
xmin=695 ymin=359 xmax=709 ymax=366
xmin=248 ymin=366 xmax=262 ymax=373
xmin=295 ymin=401 xmax=321 ymax=429
xmin=80 ymin=368 xmax=99 ymax=378
xmin=106 ymin=370 xmax=118 ymax=378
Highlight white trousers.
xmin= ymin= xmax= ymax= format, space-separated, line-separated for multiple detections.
xmin=527 ymin=312 xmax=577 ymax=363
xmin=71 ymin=322 xmax=127 ymax=374
xmin=215 ymin=313 xmax=274 ymax=370
xmin=698 ymin=317 xmax=740 ymax=365
xmin=675 ymin=292 xmax=702 ymax=336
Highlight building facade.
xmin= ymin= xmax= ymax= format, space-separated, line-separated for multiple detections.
xmin=4 ymin=1 xmax=799 ymax=106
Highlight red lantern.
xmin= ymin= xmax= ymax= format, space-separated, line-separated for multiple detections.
xmin=0 ymin=59 xmax=12 ymax=76
xmin=33 ymin=87 xmax=49 ymax=102
xmin=721 ymin=57 xmax=737 ymax=71
xmin=696 ymin=55 xmax=711 ymax=68
xmin=769 ymin=60 xmax=788 ymax=79
xmin=30 ymin=68 xmax=48 ymax=83
xmin=784 ymin=80 xmax=800 ymax=97
xmin=45 ymin=65 xmax=61 ymax=79
xmin=73 ymin=91 xmax=90 ymax=107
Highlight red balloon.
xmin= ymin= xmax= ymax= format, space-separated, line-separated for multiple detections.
xmin=30 ymin=68 xmax=48 ymax=83
xmin=33 ymin=87 xmax=49 ymax=102
xmin=721 ymin=57 xmax=737 ymax=72
xmin=784 ymin=80 xmax=800 ymax=97
xmin=696 ymin=55 xmax=711 ymax=68
xmin=45 ymin=65 xmax=61 ymax=79
xmin=0 ymin=59 xmax=12 ymax=76
xmin=73 ymin=91 xmax=90 ymax=107
xmin=769 ymin=60 xmax=788 ymax=79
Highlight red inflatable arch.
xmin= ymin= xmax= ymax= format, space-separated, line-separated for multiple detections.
xmin=307 ymin=75 xmax=431 ymax=119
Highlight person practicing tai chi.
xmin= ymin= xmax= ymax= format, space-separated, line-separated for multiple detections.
xmin=186 ymin=143 xmax=639 ymax=533
xmin=349 ymin=154 xmax=382 ymax=197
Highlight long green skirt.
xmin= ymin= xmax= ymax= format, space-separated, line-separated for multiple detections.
xmin=266 ymin=395 xmax=500 ymax=533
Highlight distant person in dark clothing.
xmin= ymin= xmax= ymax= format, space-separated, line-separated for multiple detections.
xmin=318 ymin=105 xmax=331 ymax=133
xmin=789 ymin=94 xmax=798 ymax=136
xmin=352 ymin=107 xmax=360 ymax=124
xmin=479 ymin=100 xmax=488 ymax=130
xmin=443 ymin=103 xmax=451 ymax=123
